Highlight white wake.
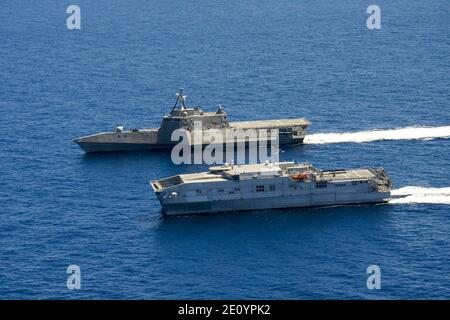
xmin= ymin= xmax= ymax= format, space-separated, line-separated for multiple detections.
xmin=390 ymin=186 xmax=450 ymax=204
xmin=304 ymin=126 xmax=450 ymax=144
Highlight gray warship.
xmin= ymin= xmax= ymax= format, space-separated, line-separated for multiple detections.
xmin=151 ymin=161 xmax=393 ymax=215
xmin=73 ymin=89 xmax=310 ymax=153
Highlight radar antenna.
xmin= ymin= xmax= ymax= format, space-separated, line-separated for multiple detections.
xmin=172 ymin=88 xmax=188 ymax=111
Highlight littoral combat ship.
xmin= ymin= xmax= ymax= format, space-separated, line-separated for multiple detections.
xmin=73 ymin=89 xmax=310 ymax=153
xmin=151 ymin=161 xmax=393 ymax=215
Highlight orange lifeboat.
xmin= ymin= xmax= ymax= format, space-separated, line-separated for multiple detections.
xmin=291 ymin=173 xmax=308 ymax=181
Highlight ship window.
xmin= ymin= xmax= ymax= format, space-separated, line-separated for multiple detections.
xmin=269 ymin=185 xmax=276 ymax=191
xmin=256 ymin=185 xmax=265 ymax=192
xmin=316 ymin=181 xmax=327 ymax=189
xmin=218 ymin=188 xmax=224 ymax=193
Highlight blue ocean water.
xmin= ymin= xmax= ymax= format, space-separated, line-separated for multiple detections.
xmin=1 ymin=0 xmax=449 ymax=299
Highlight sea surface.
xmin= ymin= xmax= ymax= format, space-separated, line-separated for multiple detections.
xmin=1 ymin=0 xmax=449 ymax=299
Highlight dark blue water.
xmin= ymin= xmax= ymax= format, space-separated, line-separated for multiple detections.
xmin=1 ymin=0 xmax=449 ymax=299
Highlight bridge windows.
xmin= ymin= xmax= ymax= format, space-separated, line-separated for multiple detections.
xmin=256 ymin=185 xmax=265 ymax=192
xmin=316 ymin=181 xmax=327 ymax=189
xmin=269 ymin=184 xmax=276 ymax=191
xmin=351 ymin=180 xmax=368 ymax=186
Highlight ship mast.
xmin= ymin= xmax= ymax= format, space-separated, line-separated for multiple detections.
xmin=172 ymin=88 xmax=188 ymax=112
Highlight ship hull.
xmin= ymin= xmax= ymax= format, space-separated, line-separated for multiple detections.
xmin=74 ymin=138 xmax=305 ymax=153
xmin=74 ymin=141 xmax=173 ymax=153
xmin=158 ymin=192 xmax=391 ymax=216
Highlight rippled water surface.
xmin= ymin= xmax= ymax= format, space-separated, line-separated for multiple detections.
xmin=1 ymin=0 xmax=449 ymax=299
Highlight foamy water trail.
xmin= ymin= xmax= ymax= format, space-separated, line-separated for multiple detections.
xmin=304 ymin=126 xmax=450 ymax=144
xmin=390 ymin=186 xmax=450 ymax=204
